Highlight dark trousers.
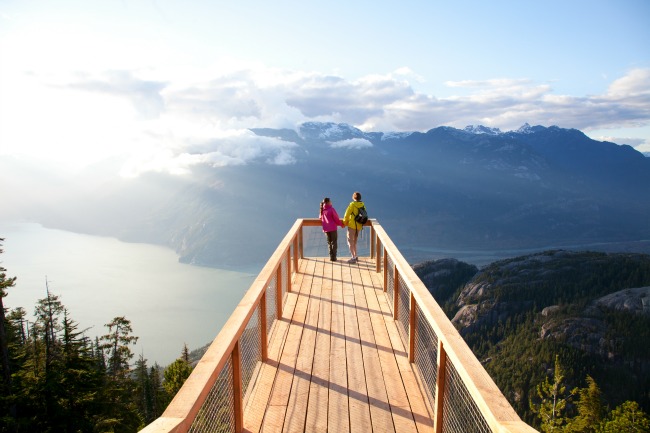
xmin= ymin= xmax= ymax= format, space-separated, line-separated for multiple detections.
xmin=326 ymin=231 xmax=338 ymax=260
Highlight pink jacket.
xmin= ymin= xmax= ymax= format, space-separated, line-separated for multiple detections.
xmin=320 ymin=203 xmax=345 ymax=232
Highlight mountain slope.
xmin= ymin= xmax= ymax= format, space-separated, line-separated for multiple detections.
xmin=3 ymin=122 xmax=649 ymax=269
xmin=414 ymin=251 xmax=650 ymax=426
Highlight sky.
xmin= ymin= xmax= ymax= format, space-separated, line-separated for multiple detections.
xmin=1 ymin=0 xmax=649 ymax=175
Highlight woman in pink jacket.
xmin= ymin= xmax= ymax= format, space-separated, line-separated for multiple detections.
xmin=319 ymin=197 xmax=345 ymax=261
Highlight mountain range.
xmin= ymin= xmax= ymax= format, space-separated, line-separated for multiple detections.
xmin=2 ymin=122 xmax=649 ymax=269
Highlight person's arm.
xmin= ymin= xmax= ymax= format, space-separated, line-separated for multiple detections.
xmin=333 ymin=208 xmax=345 ymax=227
xmin=343 ymin=204 xmax=352 ymax=226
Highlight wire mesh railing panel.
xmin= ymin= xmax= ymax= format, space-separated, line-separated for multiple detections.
xmin=441 ymin=359 xmax=493 ymax=433
xmin=414 ymin=302 xmax=439 ymax=409
xmin=302 ymin=226 xmax=328 ymax=257
xmin=301 ymin=224 xmax=372 ymax=258
xmin=281 ymin=253 xmax=289 ymax=302
xmin=240 ymin=305 xmax=262 ymax=395
xmin=188 ymin=356 xmax=235 ymax=433
xmin=396 ymin=272 xmax=410 ymax=345
xmin=265 ymin=278 xmax=277 ymax=342
xmin=385 ymin=254 xmax=395 ymax=315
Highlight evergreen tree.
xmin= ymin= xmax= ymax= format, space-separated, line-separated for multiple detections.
xmin=96 ymin=316 xmax=141 ymax=433
xmin=0 ymin=238 xmax=18 ymax=429
xmin=163 ymin=345 xmax=193 ymax=397
xmin=565 ymin=375 xmax=604 ymax=432
xmin=530 ymin=355 xmax=575 ymax=432
xmin=598 ymin=401 xmax=650 ymax=433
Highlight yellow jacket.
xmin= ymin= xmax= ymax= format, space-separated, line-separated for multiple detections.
xmin=343 ymin=201 xmax=366 ymax=230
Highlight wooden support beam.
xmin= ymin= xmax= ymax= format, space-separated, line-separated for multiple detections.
xmin=275 ymin=266 xmax=282 ymax=320
xmin=393 ymin=265 xmax=399 ymax=320
xmin=434 ymin=342 xmax=447 ymax=433
xmin=232 ymin=342 xmax=243 ymax=433
xmin=260 ymin=293 xmax=268 ymax=361
xmin=408 ymin=291 xmax=416 ymax=363
xmin=293 ymin=236 xmax=299 ymax=274
xmin=383 ymin=250 xmax=388 ymax=292
xmin=286 ymin=249 xmax=292 ymax=293
xmin=375 ymin=236 xmax=382 ymax=273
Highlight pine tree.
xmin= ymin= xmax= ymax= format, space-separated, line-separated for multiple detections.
xmin=96 ymin=316 xmax=141 ymax=433
xmin=163 ymin=345 xmax=193 ymax=397
xmin=565 ymin=375 xmax=604 ymax=432
xmin=530 ymin=354 xmax=575 ymax=432
xmin=599 ymin=401 xmax=650 ymax=433
xmin=0 ymin=238 xmax=18 ymax=427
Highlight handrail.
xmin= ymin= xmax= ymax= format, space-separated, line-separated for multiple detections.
xmin=368 ymin=220 xmax=537 ymax=433
xmin=140 ymin=218 xmax=537 ymax=433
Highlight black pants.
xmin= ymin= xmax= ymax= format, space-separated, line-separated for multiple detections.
xmin=326 ymin=231 xmax=338 ymax=261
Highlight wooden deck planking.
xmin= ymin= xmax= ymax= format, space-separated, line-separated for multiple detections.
xmin=282 ymin=258 xmax=323 ymax=433
xmin=328 ymin=257 xmax=350 ymax=433
xmin=244 ymin=256 xmax=434 ymax=433
xmin=350 ymin=261 xmax=396 ymax=433
xmin=368 ymin=265 xmax=435 ymax=433
xmin=342 ymin=263 xmax=373 ymax=432
xmin=304 ymin=260 xmax=332 ymax=433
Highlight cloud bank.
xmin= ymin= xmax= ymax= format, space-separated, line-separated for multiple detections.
xmin=5 ymin=64 xmax=649 ymax=174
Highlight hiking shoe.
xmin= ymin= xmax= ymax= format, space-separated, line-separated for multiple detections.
xmin=347 ymin=257 xmax=357 ymax=264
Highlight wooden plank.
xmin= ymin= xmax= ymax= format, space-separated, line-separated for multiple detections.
xmin=366 ymin=268 xmax=419 ymax=433
xmin=328 ymin=257 xmax=350 ymax=433
xmin=282 ymin=258 xmax=323 ymax=433
xmin=353 ymin=259 xmax=396 ymax=433
xmin=305 ymin=259 xmax=332 ymax=433
xmin=342 ymin=263 xmax=373 ymax=432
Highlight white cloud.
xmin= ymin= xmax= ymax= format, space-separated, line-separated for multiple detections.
xmin=329 ymin=138 xmax=373 ymax=149
xmin=3 ymin=61 xmax=649 ymax=175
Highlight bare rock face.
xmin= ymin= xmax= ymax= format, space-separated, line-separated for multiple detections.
xmin=586 ymin=286 xmax=650 ymax=316
xmin=540 ymin=317 xmax=614 ymax=359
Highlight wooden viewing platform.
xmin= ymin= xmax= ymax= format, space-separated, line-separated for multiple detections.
xmin=141 ymin=219 xmax=538 ymax=433
xmin=243 ymin=256 xmax=432 ymax=432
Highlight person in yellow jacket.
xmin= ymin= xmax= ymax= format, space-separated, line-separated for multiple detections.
xmin=342 ymin=191 xmax=366 ymax=264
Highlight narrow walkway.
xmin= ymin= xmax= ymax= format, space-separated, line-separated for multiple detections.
xmin=243 ymin=257 xmax=435 ymax=433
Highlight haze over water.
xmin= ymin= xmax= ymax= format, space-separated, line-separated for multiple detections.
xmin=1 ymin=222 xmax=255 ymax=366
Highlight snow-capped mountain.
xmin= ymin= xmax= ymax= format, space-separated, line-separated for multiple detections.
xmin=5 ymin=121 xmax=649 ymax=269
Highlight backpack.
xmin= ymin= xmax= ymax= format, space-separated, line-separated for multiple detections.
xmin=354 ymin=206 xmax=368 ymax=224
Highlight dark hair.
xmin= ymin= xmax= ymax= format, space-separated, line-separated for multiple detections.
xmin=320 ymin=197 xmax=330 ymax=216
xmin=353 ymin=191 xmax=361 ymax=201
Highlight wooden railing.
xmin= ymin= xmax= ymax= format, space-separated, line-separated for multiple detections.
xmin=140 ymin=219 xmax=537 ymax=433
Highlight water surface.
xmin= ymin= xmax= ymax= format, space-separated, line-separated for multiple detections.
xmin=1 ymin=222 xmax=255 ymax=366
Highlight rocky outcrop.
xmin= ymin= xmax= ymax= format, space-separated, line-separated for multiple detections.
xmin=586 ymin=286 xmax=650 ymax=316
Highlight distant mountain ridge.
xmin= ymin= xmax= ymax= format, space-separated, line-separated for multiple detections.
xmin=2 ymin=121 xmax=649 ymax=269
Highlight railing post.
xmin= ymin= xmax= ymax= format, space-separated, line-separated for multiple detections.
xmin=376 ymin=237 xmax=382 ymax=273
xmin=383 ymin=250 xmax=388 ymax=292
xmin=434 ymin=341 xmax=447 ymax=433
xmin=276 ymin=266 xmax=283 ymax=319
xmin=408 ymin=292 xmax=416 ymax=363
xmin=370 ymin=225 xmax=375 ymax=259
xmin=299 ymin=224 xmax=304 ymax=259
xmin=293 ymin=235 xmax=299 ymax=274
xmin=286 ymin=249 xmax=292 ymax=293
xmin=260 ymin=293 xmax=268 ymax=361
xmin=393 ymin=265 xmax=399 ymax=320
xmin=232 ymin=341 xmax=243 ymax=433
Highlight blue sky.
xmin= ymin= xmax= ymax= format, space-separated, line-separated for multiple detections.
xmin=1 ymin=0 xmax=648 ymax=173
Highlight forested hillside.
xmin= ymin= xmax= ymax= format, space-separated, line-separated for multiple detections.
xmin=414 ymin=250 xmax=650 ymax=430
